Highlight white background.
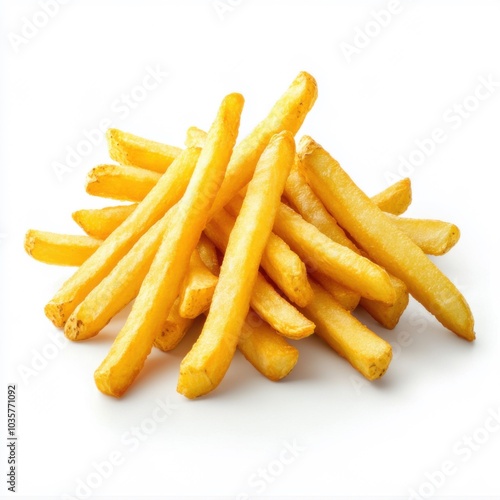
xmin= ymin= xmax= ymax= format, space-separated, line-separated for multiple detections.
xmin=1 ymin=1 xmax=500 ymax=499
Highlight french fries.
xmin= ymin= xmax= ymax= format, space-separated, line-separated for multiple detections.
xmin=299 ymin=136 xmax=475 ymax=340
xmin=238 ymin=312 xmax=299 ymax=381
xmin=386 ymin=214 xmax=460 ymax=256
xmin=302 ymin=280 xmax=392 ymax=380
xmin=107 ymin=128 xmax=181 ymax=173
xmin=72 ymin=205 xmax=135 ymax=240
xmin=86 ymin=164 xmax=158 ymax=202
xmin=204 ymin=209 xmax=315 ymax=339
xmin=46 ymin=147 xmax=201 ymax=327
xmin=95 ymin=93 xmax=244 ymax=397
xmin=179 ymin=250 xmax=218 ymax=319
xmin=371 ymin=177 xmax=412 ymax=215
xmin=24 ymin=230 xmax=101 ymax=267
xmin=26 ymin=71 xmax=475 ymax=401
xmin=177 ymin=131 xmax=295 ymax=398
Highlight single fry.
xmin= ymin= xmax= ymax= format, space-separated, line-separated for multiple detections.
xmin=302 ymin=280 xmax=392 ymax=380
xmin=204 ymin=210 xmax=315 ymax=339
xmin=72 ymin=204 xmax=135 ymax=240
xmin=107 ymin=128 xmax=181 ymax=173
xmin=179 ymin=250 xmax=218 ymax=319
xmin=185 ymin=126 xmax=207 ymax=148
xmin=359 ymin=275 xmax=409 ymax=330
xmin=371 ymin=178 xmax=412 ymax=215
xmin=238 ymin=311 xmax=299 ymax=381
xmin=386 ymin=214 xmax=460 ymax=256
xmin=45 ymin=147 xmax=201 ymax=327
xmin=299 ymin=136 xmax=475 ymax=340
xmin=86 ymin=164 xmax=159 ymax=202
xmin=196 ymin=234 xmax=220 ymax=276
xmin=95 ymin=93 xmax=244 ymax=397
xmin=272 ymin=203 xmax=396 ymax=304
xmin=177 ymin=131 xmax=295 ymax=399
xmin=24 ymin=230 xmax=101 ymax=266
xmin=153 ymin=297 xmax=195 ymax=352
xmin=310 ymin=272 xmax=360 ymax=311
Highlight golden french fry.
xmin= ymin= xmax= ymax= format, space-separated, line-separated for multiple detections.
xmin=311 ymin=272 xmax=360 ymax=311
xmin=371 ymin=178 xmax=412 ymax=215
xmin=72 ymin=204 xmax=136 ymax=240
xmin=45 ymin=147 xmax=201 ymax=328
xmin=24 ymin=230 xmax=101 ymax=267
xmin=204 ymin=209 xmax=315 ymax=339
xmin=299 ymin=136 xmax=475 ymax=340
xmin=179 ymin=250 xmax=218 ymax=319
xmin=272 ymin=202 xmax=396 ymax=304
xmin=153 ymin=297 xmax=195 ymax=352
xmin=238 ymin=311 xmax=299 ymax=381
xmin=196 ymin=234 xmax=220 ymax=276
xmin=386 ymin=214 xmax=460 ymax=256
xmin=107 ymin=128 xmax=181 ymax=173
xmin=177 ymin=131 xmax=295 ymax=399
xmin=359 ymin=275 xmax=409 ymax=330
xmin=95 ymin=93 xmax=244 ymax=397
xmin=302 ymin=280 xmax=392 ymax=380
xmin=185 ymin=126 xmax=207 ymax=148
xmin=284 ymin=158 xmax=358 ymax=251
xmin=86 ymin=164 xmax=159 ymax=202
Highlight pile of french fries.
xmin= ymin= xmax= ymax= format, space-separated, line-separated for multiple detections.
xmin=25 ymin=72 xmax=475 ymax=399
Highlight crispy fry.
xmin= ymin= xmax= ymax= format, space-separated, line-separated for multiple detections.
xmin=371 ymin=178 xmax=412 ymax=215
xmin=299 ymin=136 xmax=475 ymax=340
xmin=95 ymin=93 xmax=244 ymax=397
xmin=107 ymin=128 xmax=181 ymax=173
xmin=204 ymin=209 xmax=315 ymax=339
xmin=272 ymin=203 xmax=396 ymax=304
xmin=311 ymin=272 xmax=360 ymax=311
xmin=65 ymin=207 xmax=175 ymax=341
xmin=153 ymin=297 xmax=195 ymax=352
xmin=86 ymin=164 xmax=159 ymax=202
xmin=46 ymin=147 xmax=201 ymax=327
xmin=177 ymin=131 xmax=295 ymax=399
xmin=94 ymin=149 xmax=313 ymax=307
xmin=302 ymin=280 xmax=392 ymax=380
xmin=24 ymin=230 xmax=101 ymax=266
xmin=179 ymin=250 xmax=218 ymax=319
xmin=72 ymin=205 xmax=135 ymax=240
xmin=284 ymin=158 xmax=358 ymax=251
xmin=359 ymin=275 xmax=409 ymax=330
xmin=238 ymin=311 xmax=299 ymax=381
xmin=196 ymin=234 xmax=220 ymax=276
xmin=185 ymin=126 xmax=207 ymax=148
xmin=386 ymin=214 xmax=460 ymax=256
